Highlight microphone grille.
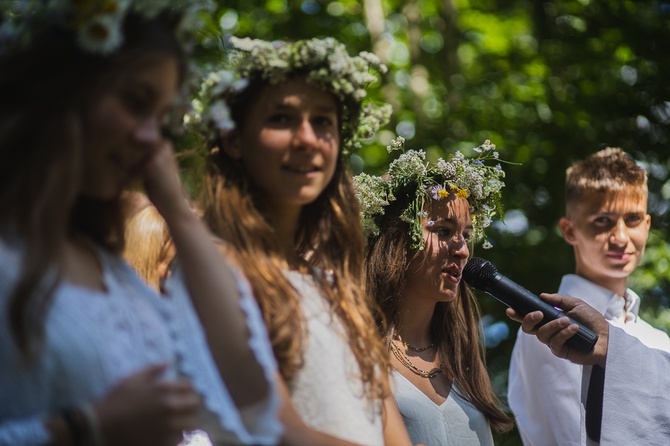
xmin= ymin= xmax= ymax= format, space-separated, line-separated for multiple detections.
xmin=463 ymin=257 xmax=498 ymax=290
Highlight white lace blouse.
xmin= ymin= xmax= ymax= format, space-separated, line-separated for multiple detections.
xmin=0 ymin=239 xmax=281 ymax=446
xmin=285 ymin=271 xmax=384 ymax=446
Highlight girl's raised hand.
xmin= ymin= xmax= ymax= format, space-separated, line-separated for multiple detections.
xmin=141 ymin=140 xmax=191 ymax=222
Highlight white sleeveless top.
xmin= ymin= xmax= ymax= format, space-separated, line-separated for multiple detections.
xmin=393 ymin=370 xmax=494 ymax=445
xmin=285 ymin=270 xmax=384 ymax=445
xmin=0 ymin=238 xmax=281 ymax=445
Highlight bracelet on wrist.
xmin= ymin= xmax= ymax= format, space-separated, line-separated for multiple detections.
xmin=61 ymin=407 xmax=86 ymax=446
xmin=81 ymin=404 xmax=104 ymax=446
xmin=61 ymin=405 xmax=104 ymax=446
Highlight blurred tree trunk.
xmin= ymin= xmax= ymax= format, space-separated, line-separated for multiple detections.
xmin=402 ymin=1 xmax=422 ymax=61
xmin=363 ymin=0 xmax=386 ymax=62
xmin=440 ymin=0 xmax=461 ymax=111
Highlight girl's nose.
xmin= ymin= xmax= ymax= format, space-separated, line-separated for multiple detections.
xmin=291 ymin=118 xmax=318 ymax=150
xmin=135 ymin=116 xmax=161 ymax=146
xmin=449 ymin=234 xmax=470 ymax=259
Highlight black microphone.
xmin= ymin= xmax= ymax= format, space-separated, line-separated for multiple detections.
xmin=463 ymin=257 xmax=598 ymax=353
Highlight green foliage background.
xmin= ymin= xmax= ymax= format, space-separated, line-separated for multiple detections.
xmin=190 ymin=1 xmax=670 ymax=443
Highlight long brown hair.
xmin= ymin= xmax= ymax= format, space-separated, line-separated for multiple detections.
xmin=365 ymin=187 xmax=513 ymax=432
xmin=0 ymin=13 xmax=185 ymax=358
xmin=200 ymin=79 xmax=390 ymax=401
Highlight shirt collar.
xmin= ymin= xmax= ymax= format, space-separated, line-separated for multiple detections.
xmin=558 ymin=274 xmax=639 ymax=322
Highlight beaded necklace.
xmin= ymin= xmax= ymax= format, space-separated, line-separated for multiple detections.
xmin=398 ymin=337 xmax=435 ymax=352
xmin=390 ymin=341 xmax=442 ymax=379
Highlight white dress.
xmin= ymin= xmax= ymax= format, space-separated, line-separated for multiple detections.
xmin=0 ymin=238 xmax=282 ymax=446
xmin=508 ymin=274 xmax=670 ymax=446
xmin=392 ymin=370 xmax=494 ymax=445
xmin=285 ymin=270 xmax=384 ymax=446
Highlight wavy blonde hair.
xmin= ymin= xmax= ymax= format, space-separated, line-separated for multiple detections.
xmin=200 ymin=83 xmax=390 ymax=399
xmin=123 ymin=204 xmax=173 ymax=291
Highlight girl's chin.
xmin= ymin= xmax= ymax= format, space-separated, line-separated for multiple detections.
xmin=436 ymin=290 xmax=458 ymax=303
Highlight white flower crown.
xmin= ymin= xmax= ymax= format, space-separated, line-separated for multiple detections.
xmin=0 ymin=0 xmax=213 ymax=54
xmin=185 ymin=36 xmax=393 ymax=156
xmin=354 ymin=137 xmax=510 ymax=250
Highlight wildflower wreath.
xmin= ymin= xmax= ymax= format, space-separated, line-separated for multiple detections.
xmin=354 ymin=137 xmax=510 ymax=250
xmin=185 ymin=36 xmax=393 ymax=156
xmin=0 ymin=0 xmax=213 ymax=54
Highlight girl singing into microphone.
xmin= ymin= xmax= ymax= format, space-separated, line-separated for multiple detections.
xmin=357 ymin=137 xmax=513 ymax=445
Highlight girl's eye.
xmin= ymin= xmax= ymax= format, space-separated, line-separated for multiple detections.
xmin=121 ymin=90 xmax=152 ymax=117
xmin=268 ymin=113 xmax=291 ymax=125
xmin=313 ymin=115 xmax=336 ymax=128
xmin=434 ymin=227 xmax=452 ymax=237
xmin=463 ymin=232 xmax=473 ymax=242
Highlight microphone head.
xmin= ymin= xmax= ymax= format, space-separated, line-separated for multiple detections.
xmin=463 ymin=257 xmax=498 ymax=290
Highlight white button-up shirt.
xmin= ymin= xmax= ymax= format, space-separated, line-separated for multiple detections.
xmin=508 ymin=274 xmax=670 ymax=446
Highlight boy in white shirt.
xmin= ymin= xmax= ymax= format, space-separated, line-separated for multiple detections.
xmin=507 ymin=147 xmax=670 ymax=446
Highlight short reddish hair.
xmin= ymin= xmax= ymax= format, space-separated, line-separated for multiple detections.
xmin=565 ymin=147 xmax=647 ymax=215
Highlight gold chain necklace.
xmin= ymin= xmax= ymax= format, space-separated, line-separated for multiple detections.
xmin=390 ymin=341 xmax=442 ymax=379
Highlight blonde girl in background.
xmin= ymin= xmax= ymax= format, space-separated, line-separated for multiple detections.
xmin=123 ymin=193 xmax=175 ymax=291
xmin=357 ymin=138 xmax=513 ymax=445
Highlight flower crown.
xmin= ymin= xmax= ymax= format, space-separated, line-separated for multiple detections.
xmin=185 ymin=36 xmax=393 ymax=156
xmin=354 ymin=137 xmax=508 ymax=250
xmin=0 ymin=0 xmax=213 ymax=54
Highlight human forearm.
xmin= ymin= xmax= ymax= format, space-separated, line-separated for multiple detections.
xmin=144 ymin=142 xmax=269 ymax=408
xmin=164 ymin=203 xmax=269 ymax=407
xmin=381 ymin=396 xmax=413 ymax=446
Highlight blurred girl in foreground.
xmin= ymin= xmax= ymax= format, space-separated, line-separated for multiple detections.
xmin=0 ymin=2 xmax=280 ymax=444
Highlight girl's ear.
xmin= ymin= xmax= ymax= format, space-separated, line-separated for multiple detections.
xmin=220 ymin=130 xmax=242 ymax=160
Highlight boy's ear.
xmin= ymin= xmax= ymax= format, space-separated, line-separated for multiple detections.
xmin=220 ymin=130 xmax=242 ymax=160
xmin=558 ymin=217 xmax=578 ymax=246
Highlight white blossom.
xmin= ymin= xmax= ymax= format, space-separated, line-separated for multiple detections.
xmin=208 ymin=101 xmax=235 ymax=132
xmin=389 ymin=150 xmax=427 ymax=179
xmin=210 ymin=36 xmax=392 ymax=155
xmin=77 ymin=15 xmax=123 ymax=54
xmin=7 ymin=0 xmax=213 ymax=55
xmin=354 ymin=140 xmax=510 ymax=251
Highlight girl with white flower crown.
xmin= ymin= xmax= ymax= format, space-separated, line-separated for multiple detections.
xmin=358 ymin=137 xmax=513 ymax=445
xmin=190 ymin=37 xmax=413 ymax=446
xmin=0 ymin=2 xmax=282 ymax=446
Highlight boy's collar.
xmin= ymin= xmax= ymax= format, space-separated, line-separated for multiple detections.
xmin=559 ymin=274 xmax=639 ymax=321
